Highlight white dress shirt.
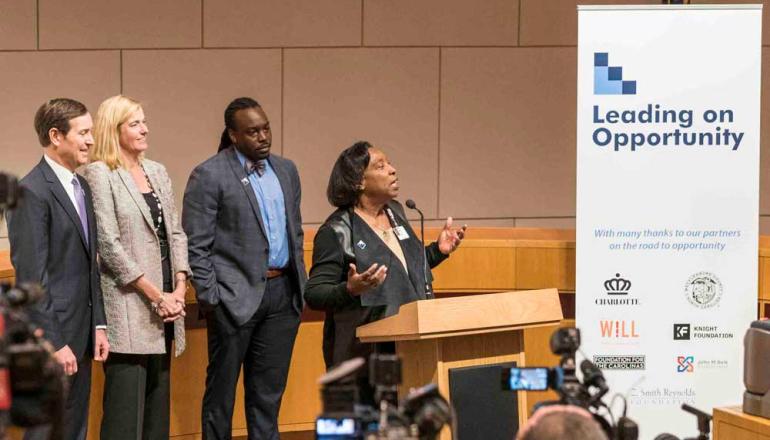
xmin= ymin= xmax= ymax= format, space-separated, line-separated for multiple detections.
xmin=43 ymin=154 xmax=85 ymax=219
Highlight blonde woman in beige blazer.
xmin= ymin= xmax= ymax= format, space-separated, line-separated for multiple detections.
xmin=84 ymin=95 xmax=190 ymax=440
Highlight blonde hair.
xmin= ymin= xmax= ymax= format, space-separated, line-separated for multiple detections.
xmin=91 ymin=95 xmax=143 ymax=170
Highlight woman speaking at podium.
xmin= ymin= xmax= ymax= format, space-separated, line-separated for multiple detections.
xmin=304 ymin=141 xmax=466 ymax=379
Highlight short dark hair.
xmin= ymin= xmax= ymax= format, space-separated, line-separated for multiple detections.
xmin=34 ymin=98 xmax=88 ymax=146
xmin=218 ymin=97 xmax=261 ymax=152
xmin=326 ymin=141 xmax=373 ymax=208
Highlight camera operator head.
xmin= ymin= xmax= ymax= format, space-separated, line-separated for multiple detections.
xmin=516 ymin=405 xmax=608 ymax=440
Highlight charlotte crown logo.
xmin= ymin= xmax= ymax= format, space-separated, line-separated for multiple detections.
xmin=605 ymin=273 xmax=631 ymax=295
xmin=594 ymin=52 xmax=637 ymax=95
xmin=684 ymin=272 xmax=723 ymax=309
xmin=596 ymin=273 xmax=639 ymax=306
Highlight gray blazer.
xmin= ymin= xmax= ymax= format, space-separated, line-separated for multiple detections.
xmin=182 ymin=147 xmax=306 ymax=326
xmin=84 ymin=159 xmax=190 ymax=356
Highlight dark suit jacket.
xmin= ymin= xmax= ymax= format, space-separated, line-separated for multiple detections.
xmin=304 ymin=200 xmax=448 ymax=368
xmin=6 ymin=158 xmax=106 ymax=360
xmin=182 ymin=147 xmax=307 ymax=326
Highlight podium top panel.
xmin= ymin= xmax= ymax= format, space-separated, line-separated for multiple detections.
xmin=357 ymin=289 xmax=563 ymax=342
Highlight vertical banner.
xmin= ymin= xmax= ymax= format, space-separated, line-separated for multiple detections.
xmin=576 ymin=5 xmax=761 ymax=438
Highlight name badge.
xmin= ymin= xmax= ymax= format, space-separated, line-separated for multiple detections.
xmin=394 ymin=226 xmax=410 ymax=241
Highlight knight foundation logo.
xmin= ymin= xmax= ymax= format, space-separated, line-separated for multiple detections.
xmin=684 ymin=272 xmax=723 ymax=309
xmin=596 ymin=273 xmax=639 ymax=306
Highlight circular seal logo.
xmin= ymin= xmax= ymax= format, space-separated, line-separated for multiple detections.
xmin=684 ymin=272 xmax=722 ymax=309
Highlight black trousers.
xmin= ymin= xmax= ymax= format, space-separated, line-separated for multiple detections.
xmin=24 ymin=357 xmax=92 ymax=440
xmin=201 ymin=274 xmax=300 ymax=440
xmin=99 ymin=324 xmax=173 ymax=440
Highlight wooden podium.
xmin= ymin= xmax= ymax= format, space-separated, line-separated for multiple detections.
xmin=357 ymin=288 xmax=563 ymax=440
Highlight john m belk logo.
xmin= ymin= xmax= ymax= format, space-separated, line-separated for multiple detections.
xmin=684 ymin=272 xmax=722 ymax=309
xmin=596 ymin=273 xmax=639 ymax=306
xmin=677 ymin=356 xmax=694 ymax=373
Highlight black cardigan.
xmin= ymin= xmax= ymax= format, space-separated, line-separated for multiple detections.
xmin=304 ymin=200 xmax=448 ymax=368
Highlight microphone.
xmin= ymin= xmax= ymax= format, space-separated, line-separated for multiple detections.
xmin=580 ymin=359 xmax=607 ymax=391
xmin=580 ymin=359 xmax=609 ymax=405
xmin=405 ymin=199 xmax=432 ymax=298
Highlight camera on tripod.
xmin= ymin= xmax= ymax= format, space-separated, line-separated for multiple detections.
xmin=0 ymin=171 xmax=66 ymax=438
xmin=0 ymin=282 xmax=65 ymax=435
xmin=501 ymin=327 xmax=716 ymax=440
xmin=316 ymin=353 xmax=453 ymax=440
xmin=502 ymin=327 xmax=639 ymax=440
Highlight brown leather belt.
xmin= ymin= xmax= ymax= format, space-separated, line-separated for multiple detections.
xmin=266 ymin=268 xmax=285 ymax=279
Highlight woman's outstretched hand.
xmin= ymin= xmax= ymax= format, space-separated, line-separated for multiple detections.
xmin=346 ymin=263 xmax=388 ymax=296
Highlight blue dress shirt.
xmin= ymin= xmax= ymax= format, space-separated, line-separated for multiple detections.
xmin=235 ymin=150 xmax=289 ymax=269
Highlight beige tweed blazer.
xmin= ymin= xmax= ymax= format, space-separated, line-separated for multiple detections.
xmin=84 ymin=159 xmax=189 ymax=356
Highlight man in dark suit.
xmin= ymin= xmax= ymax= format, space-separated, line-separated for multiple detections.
xmin=183 ymin=97 xmax=306 ymax=440
xmin=7 ymin=98 xmax=110 ymax=440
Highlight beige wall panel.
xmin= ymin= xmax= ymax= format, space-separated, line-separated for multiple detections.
xmin=364 ymin=0 xmax=518 ymax=46
xmin=440 ymin=48 xmax=576 ymax=219
xmin=0 ymin=0 xmax=36 ymax=49
xmin=0 ymin=51 xmax=120 ymax=178
xmin=284 ymin=48 xmax=440 ymax=223
xmin=39 ymin=0 xmax=201 ymax=49
xmin=122 ymin=49 xmax=282 ymax=208
xmin=519 ymin=1 xmax=660 ymax=47
xmin=515 ymin=217 xmax=576 ymax=229
xmin=204 ymin=0 xmax=361 ymax=47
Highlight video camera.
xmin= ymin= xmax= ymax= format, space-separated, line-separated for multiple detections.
xmin=502 ymin=327 xmax=637 ymax=439
xmin=502 ymin=327 xmax=714 ymax=440
xmin=316 ymin=353 xmax=453 ymax=440
xmin=0 ymin=171 xmax=66 ymax=439
xmin=0 ymin=282 xmax=65 ymax=437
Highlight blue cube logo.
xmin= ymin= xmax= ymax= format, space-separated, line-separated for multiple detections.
xmin=594 ymin=52 xmax=636 ymax=95
xmin=594 ymin=52 xmax=608 ymax=67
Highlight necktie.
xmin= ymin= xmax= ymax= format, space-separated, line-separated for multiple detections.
xmin=245 ymin=159 xmax=266 ymax=177
xmin=71 ymin=176 xmax=89 ymax=244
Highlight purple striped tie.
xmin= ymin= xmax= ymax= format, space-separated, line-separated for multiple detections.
xmin=71 ymin=176 xmax=89 ymax=245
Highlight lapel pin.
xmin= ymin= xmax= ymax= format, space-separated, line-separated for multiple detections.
xmin=357 ymin=240 xmax=366 ymax=250
xmin=241 ymin=178 xmax=249 ymax=186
